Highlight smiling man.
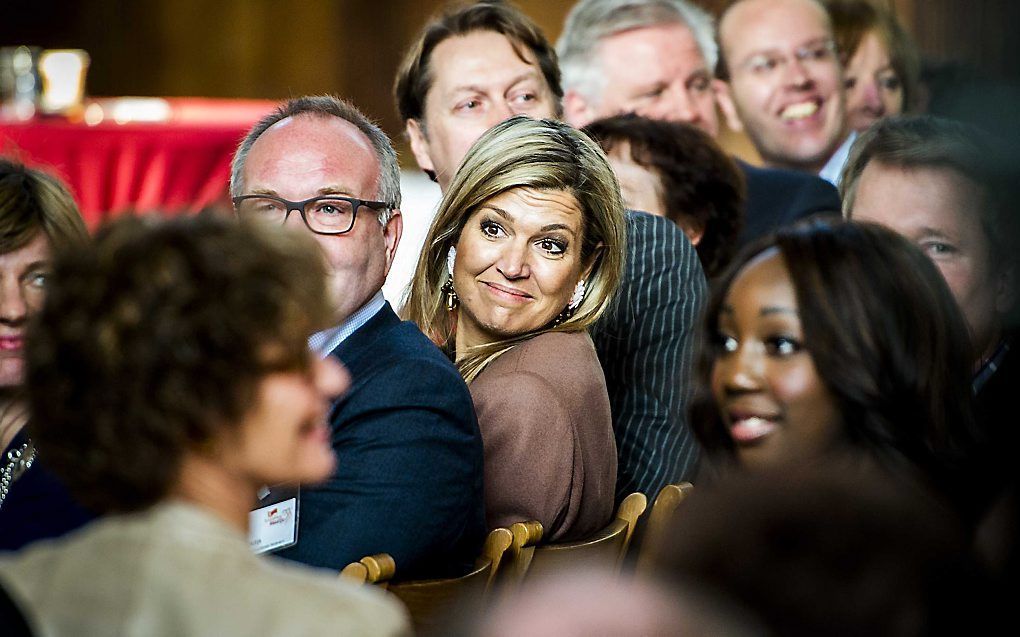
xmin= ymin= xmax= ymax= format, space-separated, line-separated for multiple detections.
xmin=716 ymin=0 xmax=854 ymax=184
xmin=556 ymin=0 xmax=841 ymax=247
xmin=396 ymin=1 xmax=707 ymax=502
xmin=231 ymin=95 xmax=485 ymax=580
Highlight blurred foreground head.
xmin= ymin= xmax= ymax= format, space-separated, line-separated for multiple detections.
xmin=695 ymin=219 xmax=977 ymax=487
xmin=26 ymin=213 xmax=337 ymax=513
xmin=661 ymin=464 xmax=999 ymax=636
xmin=445 ymin=566 xmax=762 ymax=637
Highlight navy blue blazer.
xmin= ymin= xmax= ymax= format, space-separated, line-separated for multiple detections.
xmin=738 ymin=161 xmax=841 ymax=247
xmin=277 ymin=303 xmax=485 ymax=580
xmin=0 ymin=430 xmax=94 ymax=552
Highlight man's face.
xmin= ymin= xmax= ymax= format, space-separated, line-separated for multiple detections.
xmin=241 ymin=115 xmax=402 ymax=323
xmin=564 ymin=22 xmax=719 ymax=136
xmin=850 ymin=162 xmax=1007 ymax=359
xmin=406 ymin=30 xmax=558 ymax=192
xmin=718 ymin=0 xmax=847 ymax=172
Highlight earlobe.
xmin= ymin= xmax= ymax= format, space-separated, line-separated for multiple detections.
xmin=713 ymin=80 xmax=744 ymax=133
xmin=681 ymin=220 xmax=705 ymax=247
xmin=405 ymin=119 xmax=435 ymax=174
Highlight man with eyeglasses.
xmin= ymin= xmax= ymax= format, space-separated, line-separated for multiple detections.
xmin=556 ymin=0 xmax=840 ymax=246
xmin=230 ymin=95 xmax=485 ymax=580
xmin=715 ymin=0 xmax=855 ymax=185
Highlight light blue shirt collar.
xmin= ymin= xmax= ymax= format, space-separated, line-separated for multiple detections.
xmin=819 ymin=131 xmax=857 ymax=186
xmin=308 ymin=291 xmax=386 ymax=358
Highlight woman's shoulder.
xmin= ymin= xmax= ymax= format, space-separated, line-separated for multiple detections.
xmin=495 ymin=330 xmax=597 ymax=373
xmin=472 ymin=331 xmax=602 ymax=407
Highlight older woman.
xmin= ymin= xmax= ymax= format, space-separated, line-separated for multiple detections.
xmin=692 ymin=219 xmax=985 ymax=522
xmin=824 ymin=0 xmax=920 ymax=132
xmin=406 ymin=116 xmax=626 ymax=541
xmin=0 ymin=159 xmax=92 ymax=550
xmin=0 ymin=215 xmax=408 ymax=636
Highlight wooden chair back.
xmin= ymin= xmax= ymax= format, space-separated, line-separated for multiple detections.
xmin=356 ymin=527 xmax=512 ymax=633
xmin=507 ymin=492 xmax=647 ymax=585
xmin=635 ymin=482 xmax=693 ymax=575
xmin=339 ymin=553 xmax=396 ymax=588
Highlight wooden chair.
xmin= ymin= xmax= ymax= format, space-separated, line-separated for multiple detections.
xmin=506 ymin=491 xmax=648 ymax=585
xmin=635 ymin=482 xmax=693 ymax=575
xmin=339 ymin=553 xmax=396 ymax=588
xmin=342 ymin=527 xmax=513 ymax=633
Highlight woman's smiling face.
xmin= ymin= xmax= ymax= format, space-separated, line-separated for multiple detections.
xmin=453 ymin=187 xmax=587 ymax=350
xmin=710 ymin=248 xmax=841 ymax=469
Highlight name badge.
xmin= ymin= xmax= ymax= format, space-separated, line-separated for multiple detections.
xmin=249 ymin=484 xmax=300 ymax=554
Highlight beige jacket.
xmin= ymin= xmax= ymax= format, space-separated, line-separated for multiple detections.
xmin=0 ymin=501 xmax=409 ymax=637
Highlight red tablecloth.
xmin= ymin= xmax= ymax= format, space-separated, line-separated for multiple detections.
xmin=0 ymin=98 xmax=277 ymax=228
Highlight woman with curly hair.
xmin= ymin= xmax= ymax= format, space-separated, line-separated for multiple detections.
xmin=0 ymin=215 xmax=408 ymax=636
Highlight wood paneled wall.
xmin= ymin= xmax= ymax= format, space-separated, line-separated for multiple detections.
xmin=2 ymin=0 xmax=1015 ymax=162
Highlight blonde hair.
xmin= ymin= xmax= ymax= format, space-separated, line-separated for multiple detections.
xmin=405 ymin=116 xmax=626 ymax=382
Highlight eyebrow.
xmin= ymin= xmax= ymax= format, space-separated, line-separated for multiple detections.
xmin=718 ymin=304 xmax=797 ymax=317
xmin=742 ymin=36 xmax=832 ymax=60
xmin=22 ymin=260 xmax=50 ymax=271
xmin=247 ymin=186 xmax=357 ymax=198
xmin=480 ymin=205 xmax=579 ymax=235
xmin=916 ymin=226 xmax=955 ymax=239
xmin=760 ymin=306 xmax=797 ymax=317
xmin=449 ymin=71 xmax=541 ymax=96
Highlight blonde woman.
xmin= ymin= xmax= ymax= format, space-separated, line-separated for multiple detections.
xmin=406 ymin=116 xmax=626 ymax=541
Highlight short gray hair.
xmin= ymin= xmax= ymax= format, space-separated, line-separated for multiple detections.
xmin=557 ymin=0 xmax=717 ymax=103
xmin=230 ymin=95 xmax=401 ymax=224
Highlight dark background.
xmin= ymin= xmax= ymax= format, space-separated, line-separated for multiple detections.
xmin=3 ymin=0 xmax=1015 ymax=163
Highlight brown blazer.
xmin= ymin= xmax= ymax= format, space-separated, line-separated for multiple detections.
xmin=469 ymin=330 xmax=617 ymax=542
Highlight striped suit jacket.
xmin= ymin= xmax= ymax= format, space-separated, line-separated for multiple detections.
xmin=592 ymin=210 xmax=707 ymax=502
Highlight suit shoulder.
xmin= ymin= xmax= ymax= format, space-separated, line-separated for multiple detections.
xmin=345 ymin=319 xmax=458 ymax=374
xmin=743 ymin=164 xmax=839 ymax=202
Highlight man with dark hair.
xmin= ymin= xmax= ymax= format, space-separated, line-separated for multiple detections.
xmin=395 ymin=0 xmax=563 ymax=191
xmin=231 ymin=94 xmax=485 ymax=579
xmin=396 ymin=0 xmax=707 ymax=501
xmin=556 ymin=0 xmax=840 ymax=246
xmin=842 ymin=114 xmax=1017 ymax=504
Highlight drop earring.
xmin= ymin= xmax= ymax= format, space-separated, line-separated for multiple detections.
xmin=554 ymin=280 xmax=586 ymax=326
xmin=568 ymin=279 xmax=586 ymax=311
xmin=444 ymin=246 xmax=459 ymax=311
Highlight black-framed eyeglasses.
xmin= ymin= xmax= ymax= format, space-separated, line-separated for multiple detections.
xmin=232 ymin=194 xmax=391 ymax=235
